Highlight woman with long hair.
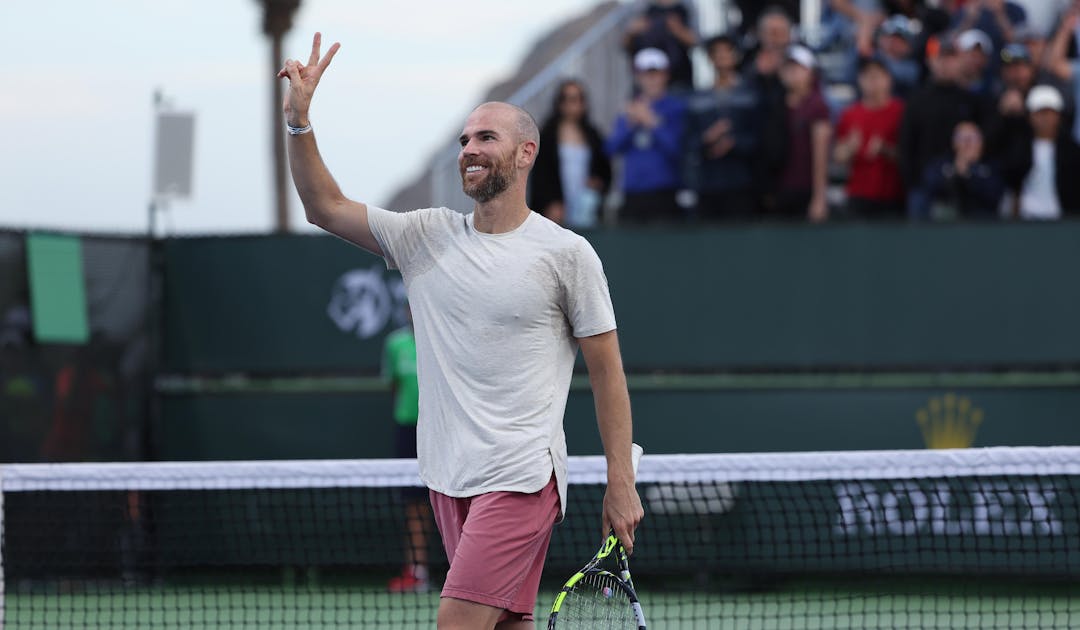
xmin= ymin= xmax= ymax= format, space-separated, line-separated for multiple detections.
xmin=529 ymin=79 xmax=613 ymax=228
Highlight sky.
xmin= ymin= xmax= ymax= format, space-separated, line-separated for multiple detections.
xmin=1 ymin=0 xmax=606 ymax=235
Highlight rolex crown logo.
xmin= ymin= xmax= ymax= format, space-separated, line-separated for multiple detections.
xmin=916 ymin=393 xmax=983 ymax=449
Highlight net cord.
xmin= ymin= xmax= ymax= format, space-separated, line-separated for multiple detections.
xmin=2 ymin=446 xmax=1080 ymax=492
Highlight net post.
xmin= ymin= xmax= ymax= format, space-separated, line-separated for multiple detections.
xmin=1 ymin=465 xmax=6 ymax=630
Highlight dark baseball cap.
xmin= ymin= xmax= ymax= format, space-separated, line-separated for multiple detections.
xmin=1000 ymin=43 xmax=1032 ymax=65
xmin=926 ymin=34 xmax=958 ymax=59
xmin=857 ymin=54 xmax=891 ymax=74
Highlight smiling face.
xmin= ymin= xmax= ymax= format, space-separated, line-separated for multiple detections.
xmin=457 ymin=103 xmax=537 ymax=203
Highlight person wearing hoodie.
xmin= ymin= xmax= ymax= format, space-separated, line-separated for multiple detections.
xmin=607 ymin=47 xmax=688 ymax=223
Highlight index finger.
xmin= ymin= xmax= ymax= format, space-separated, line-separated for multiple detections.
xmin=615 ymin=522 xmax=635 ymax=555
xmin=308 ymin=32 xmax=322 ymax=67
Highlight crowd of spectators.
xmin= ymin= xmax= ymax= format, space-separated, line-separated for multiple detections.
xmin=527 ymin=0 xmax=1080 ymax=226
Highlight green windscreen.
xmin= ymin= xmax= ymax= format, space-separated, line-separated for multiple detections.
xmin=26 ymin=233 xmax=89 ymax=344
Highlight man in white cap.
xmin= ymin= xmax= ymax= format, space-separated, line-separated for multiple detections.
xmin=956 ymin=29 xmax=995 ymax=95
xmin=1013 ymin=85 xmax=1080 ymax=219
xmin=606 ymin=47 xmax=688 ymax=223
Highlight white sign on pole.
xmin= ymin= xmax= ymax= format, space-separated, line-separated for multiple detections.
xmin=153 ymin=112 xmax=195 ymax=198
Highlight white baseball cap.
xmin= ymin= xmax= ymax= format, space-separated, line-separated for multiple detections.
xmin=634 ymin=47 xmax=670 ymax=72
xmin=1026 ymin=85 xmax=1064 ymax=113
xmin=957 ymin=29 xmax=993 ymax=54
xmin=785 ymin=44 xmax=817 ymax=69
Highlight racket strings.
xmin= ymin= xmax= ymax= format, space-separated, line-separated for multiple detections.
xmin=558 ymin=572 xmax=636 ymax=628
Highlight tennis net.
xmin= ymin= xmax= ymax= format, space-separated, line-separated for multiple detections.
xmin=2 ymin=447 xmax=1079 ymax=628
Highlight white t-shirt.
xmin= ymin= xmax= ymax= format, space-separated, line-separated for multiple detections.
xmin=367 ymin=205 xmax=617 ymax=515
xmin=1019 ymin=139 xmax=1062 ymax=220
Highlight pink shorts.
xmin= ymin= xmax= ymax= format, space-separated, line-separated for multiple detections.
xmin=430 ymin=474 xmax=560 ymax=621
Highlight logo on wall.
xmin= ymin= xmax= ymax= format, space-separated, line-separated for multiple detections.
xmin=326 ymin=265 xmax=406 ymax=340
xmin=916 ymin=393 xmax=984 ymax=449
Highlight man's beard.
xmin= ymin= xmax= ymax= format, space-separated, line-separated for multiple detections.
xmin=461 ymin=155 xmax=513 ymax=203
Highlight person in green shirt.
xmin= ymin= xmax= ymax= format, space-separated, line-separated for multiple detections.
xmin=383 ymin=305 xmax=432 ymax=593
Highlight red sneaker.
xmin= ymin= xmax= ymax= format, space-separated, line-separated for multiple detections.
xmin=387 ymin=567 xmax=430 ymax=593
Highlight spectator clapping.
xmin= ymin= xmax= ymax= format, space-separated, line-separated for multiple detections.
xmin=606 ymin=48 xmax=688 ymax=223
xmin=589 ymin=0 xmax=1080 ymax=225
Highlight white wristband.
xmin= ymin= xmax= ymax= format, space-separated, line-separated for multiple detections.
xmin=286 ymin=123 xmax=312 ymax=136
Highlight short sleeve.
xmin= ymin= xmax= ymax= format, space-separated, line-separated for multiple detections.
xmin=366 ymin=205 xmax=412 ymax=271
xmin=367 ymin=206 xmax=453 ymax=274
xmin=835 ymin=107 xmax=852 ymax=138
xmin=811 ymin=94 xmax=831 ymax=123
xmin=562 ymin=238 xmax=617 ymax=339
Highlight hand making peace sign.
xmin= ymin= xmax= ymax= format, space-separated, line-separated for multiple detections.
xmin=278 ymin=32 xmax=341 ymax=128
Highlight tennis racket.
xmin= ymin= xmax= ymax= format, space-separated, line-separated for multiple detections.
xmin=547 ymin=444 xmax=646 ymax=629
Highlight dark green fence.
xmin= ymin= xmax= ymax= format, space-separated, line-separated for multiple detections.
xmin=154 ymin=222 xmax=1080 ymax=459
xmin=164 ymin=235 xmax=402 ymax=373
xmin=156 ymin=384 xmax=1080 ymax=461
xmin=165 ymin=222 xmax=1080 ymax=373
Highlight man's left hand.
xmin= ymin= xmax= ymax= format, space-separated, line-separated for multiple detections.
xmin=602 ymin=479 xmax=644 ymax=555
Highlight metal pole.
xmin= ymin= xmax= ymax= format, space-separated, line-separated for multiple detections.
xmin=261 ymin=0 xmax=301 ymax=233
xmin=272 ymin=34 xmax=289 ymax=233
xmin=801 ymin=0 xmax=823 ymax=48
xmin=1 ymin=469 xmax=6 ymax=630
xmin=149 ymin=89 xmax=162 ymax=238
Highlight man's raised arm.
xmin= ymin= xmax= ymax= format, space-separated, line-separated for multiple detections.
xmin=279 ymin=33 xmax=383 ymax=256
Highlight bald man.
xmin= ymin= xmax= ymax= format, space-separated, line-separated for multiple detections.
xmin=280 ymin=34 xmax=643 ymax=630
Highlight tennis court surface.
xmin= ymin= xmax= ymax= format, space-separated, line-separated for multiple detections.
xmin=3 ymin=448 xmax=1079 ymax=628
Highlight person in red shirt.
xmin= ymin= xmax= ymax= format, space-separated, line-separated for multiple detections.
xmin=834 ymin=56 xmax=907 ymax=219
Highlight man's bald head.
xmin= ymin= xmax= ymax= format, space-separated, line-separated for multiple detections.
xmin=472 ymin=101 xmax=540 ymax=147
xmin=458 ymin=101 xmax=540 ymax=202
